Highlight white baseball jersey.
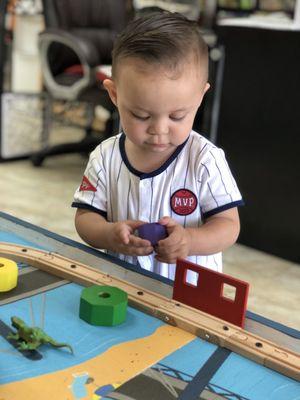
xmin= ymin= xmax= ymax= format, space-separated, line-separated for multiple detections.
xmin=72 ymin=130 xmax=243 ymax=284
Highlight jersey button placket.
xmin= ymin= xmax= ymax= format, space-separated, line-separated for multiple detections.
xmin=139 ymin=179 xmax=150 ymax=221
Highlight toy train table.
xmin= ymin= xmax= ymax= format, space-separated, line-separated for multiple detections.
xmin=0 ymin=211 xmax=299 ymax=400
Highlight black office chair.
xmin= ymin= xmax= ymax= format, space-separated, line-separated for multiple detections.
xmin=31 ymin=0 xmax=127 ymax=166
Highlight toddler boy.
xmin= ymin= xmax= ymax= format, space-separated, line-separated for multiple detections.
xmin=72 ymin=11 xmax=243 ymax=283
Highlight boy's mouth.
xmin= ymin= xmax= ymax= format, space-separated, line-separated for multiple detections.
xmin=146 ymin=142 xmax=169 ymax=148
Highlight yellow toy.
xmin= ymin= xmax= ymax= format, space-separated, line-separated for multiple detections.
xmin=0 ymin=257 xmax=18 ymax=292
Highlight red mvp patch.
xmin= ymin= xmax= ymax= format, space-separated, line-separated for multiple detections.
xmin=171 ymin=189 xmax=197 ymax=216
xmin=79 ymin=176 xmax=97 ymax=192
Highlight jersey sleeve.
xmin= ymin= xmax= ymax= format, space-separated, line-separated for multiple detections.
xmin=72 ymin=145 xmax=108 ymax=218
xmin=198 ymin=146 xmax=243 ymax=218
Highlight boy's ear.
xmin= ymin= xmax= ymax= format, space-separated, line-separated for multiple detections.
xmin=204 ymin=82 xmax=210 ymax=94
xmin=103 ymin=78 xmax=118 ymax=106
xmin=197 ymin=82 xmax=210 ymax=107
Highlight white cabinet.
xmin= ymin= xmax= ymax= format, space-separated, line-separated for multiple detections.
xmin=11 ymin=14 xmax=44 ymax=93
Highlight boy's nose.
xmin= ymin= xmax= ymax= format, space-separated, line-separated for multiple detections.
xmin=148 ymin=119 xmax=169 ymax=136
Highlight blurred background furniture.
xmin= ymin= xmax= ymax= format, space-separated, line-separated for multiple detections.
xmin=216 ymin=22 xmax=300 ymax=263
xmin=31 ymin=0 xmax=127 ymax=166
xmin=0 ymin=0 xmax=46 ymax=161
xmin=133 ymin=0 xmax=201 ymax=20
xmin=192 ymin=42 xmax=224 ymax=144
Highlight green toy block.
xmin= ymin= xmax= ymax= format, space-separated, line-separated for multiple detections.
xmin=79 ymin=285 xmax=128 ymax=326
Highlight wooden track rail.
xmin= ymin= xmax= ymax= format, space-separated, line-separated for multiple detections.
xmin=0 ymin=242 xmax=299 ymax=381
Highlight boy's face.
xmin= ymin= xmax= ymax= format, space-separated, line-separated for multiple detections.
xmin=104 ymin=58 xmax=209 ymax=158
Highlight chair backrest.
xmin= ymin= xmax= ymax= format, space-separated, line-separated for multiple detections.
xmin=43 ymin=0 xmax=127 ymax=30
xmin=42 ymin=0 xmax=127 ymax=64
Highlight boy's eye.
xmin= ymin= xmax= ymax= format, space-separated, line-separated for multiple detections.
xmin=131 ymin=112 xmax=149 ymax=121
xmin=170 ymin=115 xmax=185 ymax=121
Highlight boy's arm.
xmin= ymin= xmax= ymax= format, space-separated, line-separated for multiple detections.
xmin=75 ymin=209 xmax=153 ymax=256
xmin=155 ymin=208 xmax=240 ymax=264
xmin=188 ymin=207 xmax=240 ymax=255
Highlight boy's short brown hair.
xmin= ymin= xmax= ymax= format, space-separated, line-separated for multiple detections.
xmin=111 ymin=11 xmax=208 ymax=79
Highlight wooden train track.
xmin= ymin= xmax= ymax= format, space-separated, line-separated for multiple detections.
xmin=0 ymin=242 xmax=299 ymax=381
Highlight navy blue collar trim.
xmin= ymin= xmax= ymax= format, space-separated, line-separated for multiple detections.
xmin=119 ymin=133 xmax=189 ymax=180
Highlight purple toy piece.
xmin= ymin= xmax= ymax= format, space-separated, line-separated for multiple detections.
xmin=137 ymin=223 xmax=168 ymax=246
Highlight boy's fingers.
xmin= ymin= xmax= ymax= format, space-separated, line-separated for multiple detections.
xmin=158 ymin=216 xmax=175 ymax=227
xmin=126 ymin=242 xmax=153 ymax=256
xmin=136 ymin=246 xmax=153 ymax=256
xmin=129 ymin=235 xmax=152 ymax=248
xmin=157 ymin=233 xmax=180 ymax=249
xmin=127 ymin=220 xmax=148 ymax=230
xmin=120 ymin=246 xmax=152 ymax=256
xmin=119 ymin=231 xmax=130 ymax=244
xmin=156 ymin=242 xmax=182 ymax=258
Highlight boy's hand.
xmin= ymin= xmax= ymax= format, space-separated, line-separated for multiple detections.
xmin=154 ymin=217 xmax=191 ymax=264
xmin=109 ymin=220 xmax=153 ymax=256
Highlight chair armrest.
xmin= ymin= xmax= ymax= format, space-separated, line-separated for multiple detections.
xmin=39 ymin=28 xmax=100 ymax=100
